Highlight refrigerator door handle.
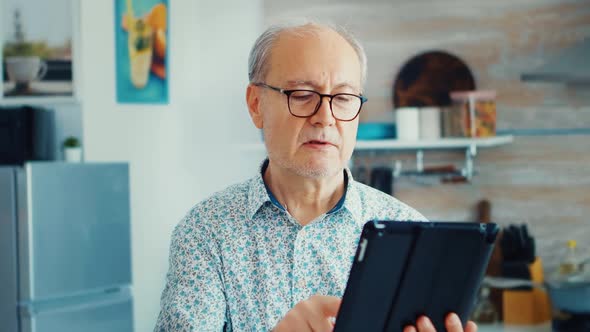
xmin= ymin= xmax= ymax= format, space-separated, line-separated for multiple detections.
xmin=18 ymin=286 xmax=132 ymax=315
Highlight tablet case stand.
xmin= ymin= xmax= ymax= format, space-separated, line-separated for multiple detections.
xmin=334 ymin=221 xmax=498 ymax=332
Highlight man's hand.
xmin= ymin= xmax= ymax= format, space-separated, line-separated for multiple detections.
xmin=403 ymin=313 xmax=477 ymax=332
xmin=272 ymin=295 xmax=341 ymax=332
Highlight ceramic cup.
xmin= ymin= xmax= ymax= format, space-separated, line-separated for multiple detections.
xmin=5 ymin=56 xmax=48 ymax=84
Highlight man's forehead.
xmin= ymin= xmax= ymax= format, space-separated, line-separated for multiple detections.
xmin=266 ymin=29 xmax=361 ymax=88
xmin=272 ymin=26 xmax=347 ymax=53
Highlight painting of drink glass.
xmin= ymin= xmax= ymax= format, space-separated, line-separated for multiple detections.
xmin=115 ymin=0 xmax=168 ymax=104
xmin=1 ymin=0 xmax=74 ymax=98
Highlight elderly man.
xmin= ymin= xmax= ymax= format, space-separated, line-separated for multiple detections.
xmin=155 ymin=22 xmax=478 ymax=332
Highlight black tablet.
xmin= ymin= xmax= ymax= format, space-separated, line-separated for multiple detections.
xmin=334 ymin=220 xmax=499 ymax=332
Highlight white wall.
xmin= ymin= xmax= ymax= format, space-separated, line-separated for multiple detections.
xmin=48 ymin=102 xmax=83 ymax=160
xmin=80 ymin=1 xmax=264 ymax=330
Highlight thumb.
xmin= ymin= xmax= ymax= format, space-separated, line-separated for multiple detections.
xmin=312 ymin=295 xmax=342 ymax=317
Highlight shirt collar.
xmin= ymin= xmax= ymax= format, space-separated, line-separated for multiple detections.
xmin=341 ymin=167 xmax=363 ymax=223
xmin=246 ymin=159 xmax=362 ymax=221
xmin=246 ymin=160 xmax=272 ymax=219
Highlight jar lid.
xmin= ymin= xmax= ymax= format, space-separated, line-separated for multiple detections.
xmin=450 ymin=90 xmax=496 ymax=101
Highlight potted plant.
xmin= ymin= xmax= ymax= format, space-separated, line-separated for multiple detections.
xmin=3 ymin=9 xmax=50 ymax=91
xmin=63 ymin=136 xmax=82 ymax=162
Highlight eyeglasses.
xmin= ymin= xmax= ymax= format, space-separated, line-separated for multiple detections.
xmin=252 ymin=82 xmax=367 ymax=122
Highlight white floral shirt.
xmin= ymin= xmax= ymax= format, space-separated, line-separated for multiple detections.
xmin=154 ymin=160 xmax=426 ymax=332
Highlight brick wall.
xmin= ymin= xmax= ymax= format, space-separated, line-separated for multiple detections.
xmin=265 ymin=0 xmax=590 ymax=273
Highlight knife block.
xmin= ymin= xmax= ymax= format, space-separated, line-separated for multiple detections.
xmin=502 ymin=257 xmax=552 ymax=325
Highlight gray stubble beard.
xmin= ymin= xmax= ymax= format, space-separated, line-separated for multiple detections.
xmin=264 ymin=129 xmax=344 ymax=180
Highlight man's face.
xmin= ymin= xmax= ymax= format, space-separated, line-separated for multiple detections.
xmin=248 ymin=28 xmax=362 ymax=179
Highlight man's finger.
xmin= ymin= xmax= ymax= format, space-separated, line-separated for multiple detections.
xmin=403 ymin=325 xmax=417 ymax=332
xmin=305 ymin=317 xmax=334 ymax=332
xmin=273 ymin=309 xmax=308 ymax=332
xmin=309 ymin=295 xmax=341 ymax=317
xmin=466 ymin=320 xmax=478 ymax=332
xmin=417 ymin=316 xmax=436 ymax=332
xmin=298 ymin=298 xmax=334 ymax=332
xmin=445 ymin=313 xmax=464 ymax=332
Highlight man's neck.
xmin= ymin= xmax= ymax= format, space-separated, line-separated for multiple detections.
xmin=263 ymin=161 xmax=345 ymax=226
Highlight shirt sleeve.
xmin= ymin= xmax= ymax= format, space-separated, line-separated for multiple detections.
xmin=154 ymin=212 xmax=227 ymax=332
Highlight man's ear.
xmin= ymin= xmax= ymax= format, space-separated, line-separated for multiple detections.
xmin=246 ymin=84 xmax=264 ymax=129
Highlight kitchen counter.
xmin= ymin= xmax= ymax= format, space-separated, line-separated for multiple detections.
xmin=478 ymin=323 xmax=552 ymax=332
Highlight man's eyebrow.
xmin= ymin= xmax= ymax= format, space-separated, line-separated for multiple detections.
xmin=333 ymin=82 xmax=359 ymax=91
xmin=285 ymin=80 xmax=360 ymax=91
xmin=285 ymin=80 xmax=318 ymax=88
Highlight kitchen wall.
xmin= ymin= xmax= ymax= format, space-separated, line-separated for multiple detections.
xmin=80 ymin=1 xmax=265 ymax=331
xmin=264 ymin=0 xmax=590 ymax=273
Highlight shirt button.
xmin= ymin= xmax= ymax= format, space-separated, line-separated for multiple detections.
xmin=298 ymin=280 xmax=305 ymax=289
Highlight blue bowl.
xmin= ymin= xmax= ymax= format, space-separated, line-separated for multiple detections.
xmin=357 ymin=122 xmax=396 ymax=140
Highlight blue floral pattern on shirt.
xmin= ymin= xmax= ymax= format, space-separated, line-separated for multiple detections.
xmin=155 ymin=161 xmax=426 ymax=331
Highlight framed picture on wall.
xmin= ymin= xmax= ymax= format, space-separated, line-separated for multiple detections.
xmin=114 ymin=0 xmax=168 ymax=104
xmin=0 ymin=0 xmax=80 ymax=102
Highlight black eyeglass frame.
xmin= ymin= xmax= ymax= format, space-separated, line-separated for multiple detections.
xmin=252 ymin=82 xmax=368 ymax=122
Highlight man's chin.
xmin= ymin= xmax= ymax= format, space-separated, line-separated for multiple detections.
xmin=269 ymin=154 xmax=344 ymax=179
xmin=295 ymin=162 xmax=343 ymax=179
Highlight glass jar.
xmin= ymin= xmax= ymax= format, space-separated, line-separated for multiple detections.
xmin=128 ymin=18 xmax=153 ymax=89
xmin=448 ymin=90 xmax=497 ymax=138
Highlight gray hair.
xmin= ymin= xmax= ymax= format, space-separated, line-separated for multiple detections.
xmin=248 ymin=21 xmax=368 ymax=90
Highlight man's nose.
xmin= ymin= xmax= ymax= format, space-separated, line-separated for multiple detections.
xmin=309 ymin=96 xmax=336 ymax=127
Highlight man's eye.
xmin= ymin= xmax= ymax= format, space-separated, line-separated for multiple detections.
xmin=291 ymin=92 xmax=315 ymax=101
xmin=334 ymin=95 xmax=354 ymax=103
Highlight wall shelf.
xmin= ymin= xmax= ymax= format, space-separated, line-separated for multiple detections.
xmin=354 ymin=135 xmax=513 ymax=151
xmin=0 ymin=96 xmax=80 ymax=106
xmin=352 ymin=135 xmax=514 ymax=181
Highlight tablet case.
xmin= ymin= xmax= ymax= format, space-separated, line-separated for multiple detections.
xmin=334 ymin=221 xmax=498 ymax=332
